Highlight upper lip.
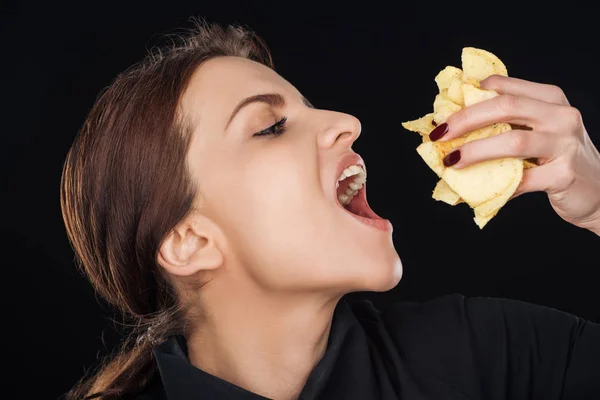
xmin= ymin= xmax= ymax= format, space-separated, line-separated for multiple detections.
xmin=335 ymin=152 xmax=366 ymax=188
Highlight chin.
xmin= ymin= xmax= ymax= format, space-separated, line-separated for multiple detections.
xmin=349 ymin=253 xmax=403 ymax=294
xmin=371 ymin=260 xmax=403 ymax=292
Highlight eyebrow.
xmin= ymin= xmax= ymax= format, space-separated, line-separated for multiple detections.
xmin=226 ymin=93 xmax=314 ymax=129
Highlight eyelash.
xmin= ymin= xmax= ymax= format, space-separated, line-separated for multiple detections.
xmin=253 ymin=117 xmax=288 ymax=137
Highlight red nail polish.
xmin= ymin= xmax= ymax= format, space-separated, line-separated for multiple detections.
xmin=429 ymin=123 xmax=448 ymax=141
xmin=443 ymin=150 xmax=461 ymax=167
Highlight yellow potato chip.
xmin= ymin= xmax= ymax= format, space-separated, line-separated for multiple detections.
xmin=433 ymin=93 xmax=462 ymax=124
xmin=473 ymin=163 xmax=523 ymax=218
xmin=401 ymin=113 xmax=436 ymax=136
xmin=463 ymin=122 xmax=510 ymax=144
xmin=462 ymin=82 xmax=499 ymax=107
xmin=461 ymin=75 xmax=481 ymax=87
xmin=434 ymin=136 xmax=466 ymax=157
xmin=434 ymin=66 xmax=463 ymax=91
xmin=416 ymin=141 xmax=445 ymax=177
xmin=446 ymin=76 xmax=464 ymax=106
xmin=474 ymin=211 xmax=496 ymax=229
xmin=402 ymin=47 xmax=523 ymax=228
xmin=495 ymin=122 xmax=512 ymax=133
xmin=461 ymin=47 xmax=508 ymax=81
xmin=441 ymin=157 xmax=523 ymax=208
xmin=432 ymin=179 xmax=462 ymax=205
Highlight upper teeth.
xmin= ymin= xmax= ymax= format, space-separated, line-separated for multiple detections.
xmin=337 ymin=164 xmax=366 ymax=206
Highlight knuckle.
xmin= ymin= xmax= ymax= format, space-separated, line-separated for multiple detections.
xmin=561 ymin=106 xmax=583 ymax=131
xmin=498 ymin=94 xmax=518 ymax=115
xmin=544 ymin=84 xmax=568 ymax=104
xmin=507 ymin=130 xmax=528 ymax=154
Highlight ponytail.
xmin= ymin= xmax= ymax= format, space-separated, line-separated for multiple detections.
xmin=66 ymin=309 xmax=184 ymax=400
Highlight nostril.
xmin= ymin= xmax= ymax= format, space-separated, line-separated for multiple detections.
xmin=336 ymin=131 xmax=354 ymax=143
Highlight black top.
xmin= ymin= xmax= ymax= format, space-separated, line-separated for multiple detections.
xmin=134 ymin=293 xmax=600 ymax=399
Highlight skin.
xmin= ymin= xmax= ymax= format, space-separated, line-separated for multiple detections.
xmin=156 ymin=58 xmax=600 ymax=399
xmin=157 ymin=56 xmax=402 ymax=399
xmin=437 ymin=75 xmax=600 ymax=235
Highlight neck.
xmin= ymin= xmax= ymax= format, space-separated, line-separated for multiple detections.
xmin=186 ymin=279 xmax=340 ymax=400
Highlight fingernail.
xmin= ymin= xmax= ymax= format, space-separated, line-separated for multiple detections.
xmin=443 ymin=149 xmax=461 ymax=167
xmin=429 ymin=123 xmax=448 ymax=141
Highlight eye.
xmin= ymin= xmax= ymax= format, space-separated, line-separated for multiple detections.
xmin=253 ymin=117 xmax=287 ymax=137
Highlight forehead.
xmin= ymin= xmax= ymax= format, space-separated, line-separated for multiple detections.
xmin=180 ymin=56 xmax=297 ymax=124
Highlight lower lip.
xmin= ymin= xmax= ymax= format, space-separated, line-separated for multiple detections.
xmin=336 ymin=184 xmax=393 ymax=232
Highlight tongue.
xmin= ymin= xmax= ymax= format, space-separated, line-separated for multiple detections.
xmin=337 ymin=177 xmax=384 ymax=220
xmin=345 ymin=185 xmax=384 ymax=220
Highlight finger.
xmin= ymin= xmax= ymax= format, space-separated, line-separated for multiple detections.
xmin=442 ymin=129 xmax=556 ymax=169
xmin=480 ymin=75 xmax=570 ymax=106
xmin=433 ymin=94 xmax=569 ymax=142
xmin=510 ymin=160 xmax=571 ymax=199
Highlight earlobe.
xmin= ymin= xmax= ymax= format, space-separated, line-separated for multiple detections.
xmin=157 ymin=215 xmax=224 ymax=277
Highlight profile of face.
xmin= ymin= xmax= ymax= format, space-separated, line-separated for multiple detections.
xmin=166 ymin=56 xmax=402 ymax=298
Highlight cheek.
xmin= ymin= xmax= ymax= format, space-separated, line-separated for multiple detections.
xmin=243 ymin=150 xmax=317 ymax=223
xmin=223 ymin=159 xmax=337 ymax=285
xmin=240 ymin=164 xmax=317 ymax=244
xmin=201 ymin=150 xmax=402 ymax=293
xmin=211 ymin=155 xmax=317 ymax=246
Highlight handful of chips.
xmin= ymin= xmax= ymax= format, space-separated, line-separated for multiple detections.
xmin=402 ymin=47 xmax=536 ymax=229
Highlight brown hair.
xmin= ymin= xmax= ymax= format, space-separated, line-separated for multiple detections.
xmin=59 ymin=18 xmax=273 ymax=399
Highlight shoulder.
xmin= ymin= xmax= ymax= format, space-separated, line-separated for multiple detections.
xmin=345 ymin=294 xmax=491 ymax=397
xmin=346 ymin=292 xmax=475 ymax=331
xmin=346 ymin=293 xmax=476 ymax=342
xmin=347 ymin=292 xmax=562 ymax=339
xmin=348 ymin=295 xmax=513 ymax=365
xmin=345 ymin=293 xmax=582 ymax=374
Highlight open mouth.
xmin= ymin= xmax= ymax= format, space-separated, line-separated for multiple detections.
xmin=336 ymin=164 xmax=392 ymax=232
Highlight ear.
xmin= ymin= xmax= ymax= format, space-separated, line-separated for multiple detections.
xmin=157 ymin=211 xmax=225 ymax=277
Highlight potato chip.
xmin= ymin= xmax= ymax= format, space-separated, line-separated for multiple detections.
xmin=461 ymin=76 xmax=481 ymax=87
xmin=462 ymin=83 xmax=499 ymax=107
xmin=434 ymin=66 xmax=463 ymax=91
xmin=461 ymin=47 xmax=508 ymax=81
xmin=432 ymin=179 xmax=462 ymax=205
xmin=433 ymin=136 xmax=465 ymax=158
xmin=442 ymin=157 xmax=522 ymax=208
xmin=473 ymin=162 xmax=523 ymax=218
xmin=523 ymin=159 xmax=537 ymax=169
xmin=401 ymin=113 xmax=435 ymax=136
xmin=463 ymin=122 xmax=510 ymax=144
xmin=402 ymin=47 xmax=522 ymax=228
xmin=416 ymin=141 xmax=445 ymax=177
xmin=473 ymin=211 xmax=496 ymax=229
xmin=446 ymin=76 xmax=464 ymax=106
xmin=433 ymin=93 xmax=462 ymax=124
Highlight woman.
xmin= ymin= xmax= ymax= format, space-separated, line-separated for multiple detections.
xmin=60 ymin=19 xmax=600 ymax=400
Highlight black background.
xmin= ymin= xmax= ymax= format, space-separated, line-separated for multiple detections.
xmin=3 ymin=1 xmax=599 ymax=399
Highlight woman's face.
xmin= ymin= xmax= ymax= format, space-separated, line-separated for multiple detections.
xmin=181 ymin=56 xmax=402 ymax=295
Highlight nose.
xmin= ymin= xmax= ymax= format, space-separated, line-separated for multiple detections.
xmin=316 ymin=110 xmax=362 ymax=150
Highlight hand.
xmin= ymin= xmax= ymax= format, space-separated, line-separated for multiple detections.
xmin=431 ymin=75 xmax=600 ymax=235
